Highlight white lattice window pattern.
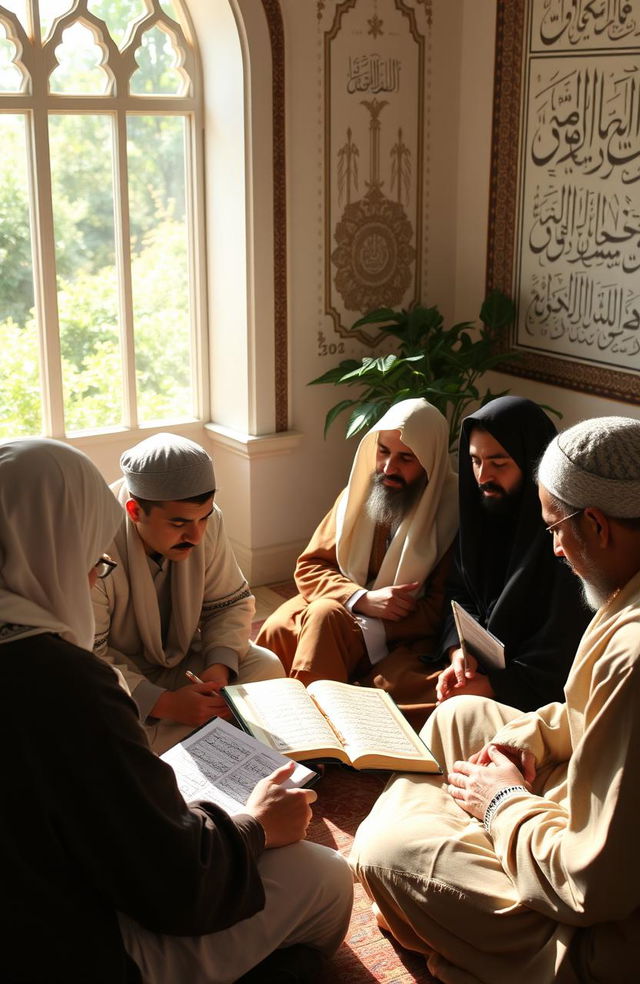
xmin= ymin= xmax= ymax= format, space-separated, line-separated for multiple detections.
xmin=0 ymin=0 xmax=205 ymax=437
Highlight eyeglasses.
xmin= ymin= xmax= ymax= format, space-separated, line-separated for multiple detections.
xmin=94 ymin=555 xmax=117 ymax=579
xmin=545 ymin=509 xmax=583 ymax=535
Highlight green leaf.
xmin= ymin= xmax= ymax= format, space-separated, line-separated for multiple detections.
xmin=388 ymin=389 xmax=416 ymax=404
xmin=345 ymin=401 xmax=387 ymax=438
xmin=479 ymin=289 xmax=515 ymax=332
xmin=455 ymin=331 xmax=474 ymax=352
xmin=336 ymin=355 xmax=396 ymax=382
xmin=307 ymin=287 xmax=558 ymax=455
xmin=479 ymin=388 xmax=510 ymax=408
xmin=408 ymin=305 xmax=443 ymax=342
xmin=376 ymin=353 xmax=400 ymax=373
xmin=309 ymin=360 xmax=363 ymax=385
xmin=537 ymin=402 xmax=563 ymax=420
xmin=322 ymin=399 xmax=356 ymax=438
xmin=448 ymin=321 xmax=474 ymax=334
xmin=351 ymin=308 xmax=406 ymax=330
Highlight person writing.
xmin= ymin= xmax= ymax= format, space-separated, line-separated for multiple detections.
xmin=92 ymin=432 xmax=284 ymax=752
xmin=0 ymin=437 xmax=352 ymax=984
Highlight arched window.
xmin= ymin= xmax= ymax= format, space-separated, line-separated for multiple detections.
xmin=0 ymin=0 xmax=206 ymax=438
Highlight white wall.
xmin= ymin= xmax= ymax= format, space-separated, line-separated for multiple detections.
xmin=201 ymin=0 xmax=358 ymax=584
xmin=79 ymin=0 xmax=639 ymax=587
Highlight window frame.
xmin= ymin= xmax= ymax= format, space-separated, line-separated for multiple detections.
xmin=0 ymin=0 xmax=209 ymax=438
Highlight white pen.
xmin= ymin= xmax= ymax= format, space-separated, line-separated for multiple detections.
xmin=186 ymin=669 xmax=221 ymax=698
xmin=185 ymin=669 xmax=205 ymax=685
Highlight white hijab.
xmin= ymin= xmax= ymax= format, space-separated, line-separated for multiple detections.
xmin=335 ymin=399 xmax=458 ymax=590
xmin=0 ymin=439 xmax=123 ymax=651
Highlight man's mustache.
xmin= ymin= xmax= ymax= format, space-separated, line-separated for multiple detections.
xmin=375 ymin=471 xmax=407 ymax=489
xmin=478 ymin=481 xmax=504 ymax=496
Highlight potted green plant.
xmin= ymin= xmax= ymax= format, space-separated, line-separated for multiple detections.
xmin=310 ymin=289 xmax=521 ymax=452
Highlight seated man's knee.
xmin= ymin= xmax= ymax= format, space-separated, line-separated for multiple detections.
xmin=302 ymin=597 xmax=349 ymax=626
xmin=350 ymin=812 xmax=408 ymax=881
xmin=420 ymin=693 xmax=494 ymax=741
xmin=247 ymin=641 xmax=287 ymax=679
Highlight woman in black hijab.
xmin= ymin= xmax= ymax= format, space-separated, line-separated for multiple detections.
xmin=435 ymin=395 xmax=591 ymax=711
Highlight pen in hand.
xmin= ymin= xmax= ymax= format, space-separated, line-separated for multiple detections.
xmin=185 ymin=669 xmax=205 ymax=685
xmin=185 ymin=669 xmax=220 ymax=698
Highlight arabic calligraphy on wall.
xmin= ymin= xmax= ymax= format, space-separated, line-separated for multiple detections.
xmin=488 ymin=0 xmax=640 ymax=399
xmin=320 ymin=0 xmax=430 ymax=345
xmin=531 ymin=0 xmax=640 ymax=49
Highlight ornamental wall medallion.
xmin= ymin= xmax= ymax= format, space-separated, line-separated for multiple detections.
xmin=320 ymin=0 xmax=431 ymax=345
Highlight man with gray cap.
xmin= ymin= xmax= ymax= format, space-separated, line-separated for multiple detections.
xmin=350 ymin=415 xmax=640 ymax=984
xmin=93 ymin=433 xmax=283 ymax=752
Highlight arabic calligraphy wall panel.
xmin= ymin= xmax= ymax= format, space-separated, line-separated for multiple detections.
xmin=320 ymin=0 xmax=431 ymax=346
xmin=488 ymin=0 xmax=640 ymax=402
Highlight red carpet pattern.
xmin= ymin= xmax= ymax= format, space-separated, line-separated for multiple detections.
xmin=310 ymin=767 xmax=436 ymax=983
xmin=252 ymin=582 xmax=438 ymax=983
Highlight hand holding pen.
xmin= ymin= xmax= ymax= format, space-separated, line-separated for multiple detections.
xmin=150 ymin=673 xmax=223 ymax=728
xmin=185 ymin=669 xmax=225 ymax=694
xmin=185 ymin=669 xmax=207 ymax=687
xmin=185 ymin=669 xmax=232 ymax=722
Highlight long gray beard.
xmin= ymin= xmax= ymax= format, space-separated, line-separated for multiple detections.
xmin=365 ymin=472 xmax=426 ymax=533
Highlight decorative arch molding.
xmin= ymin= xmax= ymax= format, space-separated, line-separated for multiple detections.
xmin=260 ymin=0 xmax=288 ymax=432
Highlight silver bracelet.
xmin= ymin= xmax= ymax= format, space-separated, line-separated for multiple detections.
xmin=483 ymin=785 xmax=527 ymax=834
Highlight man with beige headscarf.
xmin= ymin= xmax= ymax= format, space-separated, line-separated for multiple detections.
xmin=351 ymin=415 xmax=640 ymax=984
xmin=257 ymin=399 xmax=459 ymax=709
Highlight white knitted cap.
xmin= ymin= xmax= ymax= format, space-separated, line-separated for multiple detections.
xmin=538 ymin=416 xmax=640 ymax=518
xmin=120 ymin=433 xmax=215 ymax=501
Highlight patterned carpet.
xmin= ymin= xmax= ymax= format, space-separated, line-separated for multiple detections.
xmin=252 ymin=582 xmax=438 ymax=984
xmin=309 ymin=766 xmax=436 ymax=983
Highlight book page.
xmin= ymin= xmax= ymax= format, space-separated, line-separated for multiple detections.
xmin=307 ymin=680 xmax=435 ymax=767
xmin=452 ymin=600 xmax=505 ymax=670
xmin=223 ymin=678 xmax=346 ymax=760
xmin=161 ymin=717 xmax=315 ymax=816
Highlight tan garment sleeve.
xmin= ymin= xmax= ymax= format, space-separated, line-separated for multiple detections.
xmin=294 ymin=499 xmax=362 ymax=605
xmin=490 ymin=700 xmax=573 ymax=771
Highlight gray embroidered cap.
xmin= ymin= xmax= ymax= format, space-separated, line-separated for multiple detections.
xmin=120 ymin=433 xmax=216 ymax=501
xmin=538 ymin=416 xmax=640 ymax=517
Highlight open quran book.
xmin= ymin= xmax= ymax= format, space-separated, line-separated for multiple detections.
xmin=161 ymin=716 xmax=316 ymax=816
xmin=223 ymin=678 xmax=442 ymax=773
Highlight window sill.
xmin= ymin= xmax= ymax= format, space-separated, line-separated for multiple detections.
xmin=204 ymin=422 xmax=302 ymax=459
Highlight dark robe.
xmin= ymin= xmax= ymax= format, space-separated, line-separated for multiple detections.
xmin=2 ymin=632 xmax=266 ymax=984
xmin=435 ymin=395 xmax=591 ymax=710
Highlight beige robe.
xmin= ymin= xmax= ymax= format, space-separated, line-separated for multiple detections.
xmin=350 ymin=569 xmax=640 ymax=984
xmin=93 ymin=480 xmax=283 ymax=749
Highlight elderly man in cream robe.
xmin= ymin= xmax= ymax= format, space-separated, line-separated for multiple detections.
xmin=93 ymin=433 xmax=283 ymax=753
xmin=350 ymin=415 xmax=640 ymax=984
xmin=256 ymin=399 xmax=459 ymax=720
